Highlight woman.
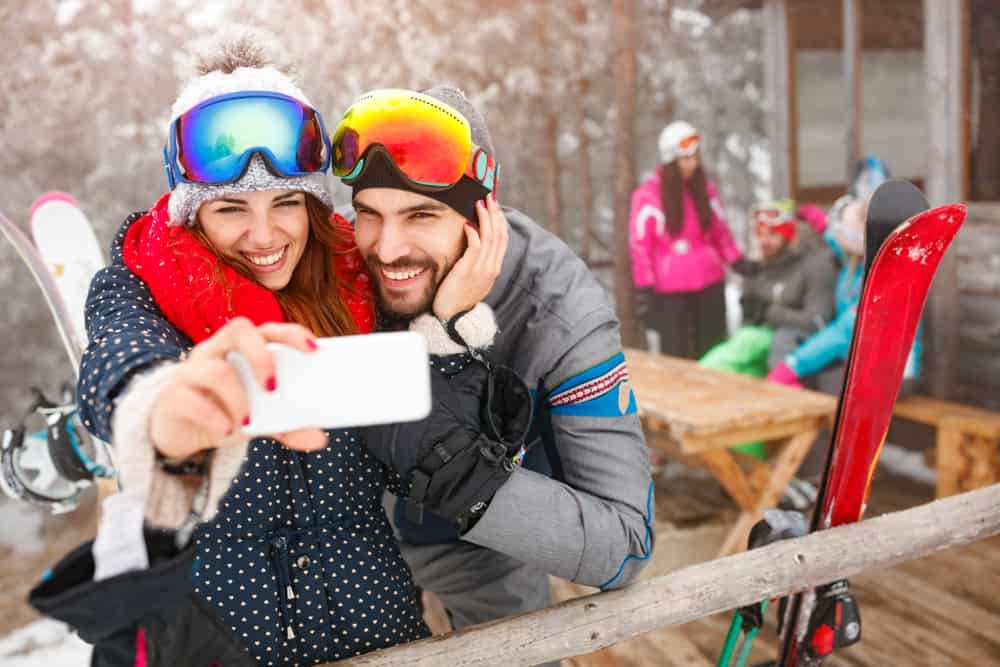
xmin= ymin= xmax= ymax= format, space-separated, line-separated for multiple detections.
xmin=628 ymin=120 xmax=753 ymax=359
xmin=60 ymin=27 xmax=507 ymax=666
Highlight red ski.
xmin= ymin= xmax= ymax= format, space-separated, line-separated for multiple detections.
xmin=778 ymin=181 xmax=966 ymax=666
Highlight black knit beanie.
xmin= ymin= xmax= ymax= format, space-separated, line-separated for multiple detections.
xmin=350 ymin=86 xmax=495 ymax=222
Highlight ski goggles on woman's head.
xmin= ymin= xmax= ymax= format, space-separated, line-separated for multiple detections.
xmin=331 ymin=89 xmax=499 ymax=193
xmin=676 ymin=134 xmax=701 ymax=157
xmin=163 ymin=91 xmax=332 ymax=189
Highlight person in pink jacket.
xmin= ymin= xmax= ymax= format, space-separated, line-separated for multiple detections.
xmin=629 ymin=121 xmax=753 ymax=359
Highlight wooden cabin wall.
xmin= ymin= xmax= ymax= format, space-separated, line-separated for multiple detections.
xmin=954 ymin=203 xmax=1000 ymax=411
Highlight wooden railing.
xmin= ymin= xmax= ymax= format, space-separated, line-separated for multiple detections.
xmin=326 ymin=484 xmax=1000 ymax=666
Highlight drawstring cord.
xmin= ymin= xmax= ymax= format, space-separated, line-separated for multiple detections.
xmin=268 ymin=535 xmax=297 ymax=639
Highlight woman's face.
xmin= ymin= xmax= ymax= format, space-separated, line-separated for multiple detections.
xmin=198 ymin=189 xmax=310 ymax=291
xmin=677 ymin=153 xmax=699 ymax=180
xmin=834 ymin=199 xmax=867 ymax=258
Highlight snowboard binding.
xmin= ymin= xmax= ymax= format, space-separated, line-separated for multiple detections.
xmin=1 ymin=386 xmax=116 ymax=513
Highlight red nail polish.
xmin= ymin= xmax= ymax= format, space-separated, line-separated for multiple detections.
xmin=306 ymin=338 xmax=318 ymax=351
xmin=266 ymin=376 xmax=277 ymax=392
xmin=242 ymin=416 xmax=250 ymax=426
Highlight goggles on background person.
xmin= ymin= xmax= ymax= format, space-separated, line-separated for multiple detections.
xmin=330 ymin=88 xmax=499 ymax=193
xmin=163 ymin=91 xmax=332 ymax=189
xmin=751 ymin=199 xmax=796 ymax=240
xmin=676 ymin=133 xmax=701 ymax=157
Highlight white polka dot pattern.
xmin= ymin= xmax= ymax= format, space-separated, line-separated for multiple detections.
xmin=77 ymin=212 xmax=429 ymax=664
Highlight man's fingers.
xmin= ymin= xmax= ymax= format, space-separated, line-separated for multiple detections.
xmin=475 ymin=197 xmax=494 ymax=249
xmin=485 ymin=196 xmax=509 ymax=271
xmin=274 ymin=428 xmax=328 ymax=451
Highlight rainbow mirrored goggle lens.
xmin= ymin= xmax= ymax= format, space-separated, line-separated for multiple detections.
xmin=163 ymin=91 xmax=331 ymax=189
xmin=331 ymin=89 xmax=498 ymax=192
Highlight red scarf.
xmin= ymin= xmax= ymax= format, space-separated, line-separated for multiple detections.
xmin=122 ymin=193 xmax=374 ymax=343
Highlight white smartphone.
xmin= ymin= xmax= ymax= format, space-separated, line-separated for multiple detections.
xmin=228 ymin=331 xmax=431 ymax=436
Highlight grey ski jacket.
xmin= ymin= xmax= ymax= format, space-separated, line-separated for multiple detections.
xmin=461 ymin=207 xmax=655 ymax=589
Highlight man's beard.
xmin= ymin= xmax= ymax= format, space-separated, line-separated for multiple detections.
xmin=366 ymin=257 xmax=440 ymax=331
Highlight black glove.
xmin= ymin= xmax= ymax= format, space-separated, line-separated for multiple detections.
xmin=740 ymin=293 xmax=770 ymax=325
xmin=731 ymin=257 xmax=761 ymax=276
xmin=362 ymin=359 xmax=532 ymax=532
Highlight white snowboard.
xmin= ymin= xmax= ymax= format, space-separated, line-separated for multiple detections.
xmin=29 ymin=193 xmax=105 ymax=354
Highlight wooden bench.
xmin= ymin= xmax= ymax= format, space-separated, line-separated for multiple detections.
xmin=892 ymin=395 xmax=1000 ymax=498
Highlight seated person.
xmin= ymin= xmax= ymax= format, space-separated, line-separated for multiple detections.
xmin=699 ymin=198 xmax=837 ymax=457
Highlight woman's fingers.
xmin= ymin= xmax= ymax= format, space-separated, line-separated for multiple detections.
xmin=274 ymin=428 xmax=328 ymax=452
xmin=190 ymin=318 xmax=318 ymax=393
xmin=175 ymin=359 xmax=249 ymax=428
xmin=189 ymin=318 xmax=274 ymax=391
xmin=151 ymin=382 xmax=234 ymax=458
xmin=257 ymin=321 xmax=318 ymax=353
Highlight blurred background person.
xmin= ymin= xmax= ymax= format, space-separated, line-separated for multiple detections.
xmin=699 ymin=198 xmax=836 ymax=458
xmin=629 ymin=120 xmax=754 ymax=360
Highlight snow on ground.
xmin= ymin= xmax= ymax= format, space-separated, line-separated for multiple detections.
xmin=0 ymin=619 xmax=90 ymax=666
xmin=0 ymin=498 xmax=47 ymax=555
xmin=878 ymin=441 xmax=937 ymax=486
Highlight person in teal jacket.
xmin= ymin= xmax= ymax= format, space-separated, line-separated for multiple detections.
xmin=767 ymin=196 xmax=922 ymax=395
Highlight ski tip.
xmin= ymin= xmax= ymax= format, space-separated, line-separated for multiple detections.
xmin=30 ymin=192 xmax=80 ymax=218
xmin=867 ymin=180 xmax=929 ymax=220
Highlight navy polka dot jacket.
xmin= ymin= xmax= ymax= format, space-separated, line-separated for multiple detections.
xmin=77 ymin=213 xmax=429 ymax=665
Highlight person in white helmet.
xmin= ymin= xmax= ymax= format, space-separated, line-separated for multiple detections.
xmin=628 ymin=121 xmax=754 ymax=359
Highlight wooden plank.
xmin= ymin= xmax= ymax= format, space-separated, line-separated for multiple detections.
xmin=860 ymin=567 xmax=1000 ymax=645
xmin=717 ymin=427 xmax=818 ymax=556
xmin=935 ymin=419 xmax=964 ymax=498
xmin=699 ymin=450 xmax=758 ymax=511
xmin=924 ymin=0 xmax=965 ymax=399
xmin=333 ymin=485 xmax=1000 ymax=666
xmin=626 ymin=348 xmax=836 ymax=439
xmin=763 ymin=0 xmax=793 ymax=198
xmin=893 ymin=394 xmax=1000 ymax=427
xmin=681 ymin=415 xmax=827 ymax=453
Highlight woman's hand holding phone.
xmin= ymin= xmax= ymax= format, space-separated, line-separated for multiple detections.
xmin=432 ymin=194 xmax=509 ymax=321
xmin=149 ymin=318 xmax=325 ymax=460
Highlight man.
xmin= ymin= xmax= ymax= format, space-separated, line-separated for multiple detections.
xmin=699 ymin=198 xmax=837 ymax=459
xmin=331 ymin=87 xmax=654 ymax=634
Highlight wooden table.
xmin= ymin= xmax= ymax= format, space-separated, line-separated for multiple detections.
xmin=624 ymin=348 xmax=838 ymax=556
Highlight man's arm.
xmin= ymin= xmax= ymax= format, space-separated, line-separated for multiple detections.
xmin=463 ymin=307 xmax=654 ymax=589
xmin=766 ymin=253 xmax=837 ymax=333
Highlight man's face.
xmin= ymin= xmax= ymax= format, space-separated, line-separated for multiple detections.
xmin=353 ymin=188 xmax=467 ymax=320
xmin=755 ymin=223 xmax=789 ymax=261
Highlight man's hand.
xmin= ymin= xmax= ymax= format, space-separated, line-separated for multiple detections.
xmin=362 ymin=360 xmax=532 ymax=531
xmin=433 ymin=195 xmax=510 ymax=321
xmin=731 ymin=257 xmax=761 ymax=276
xmin=740 ymin=293 xmax=769 ymax=325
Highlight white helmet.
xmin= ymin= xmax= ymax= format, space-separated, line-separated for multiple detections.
xmin=658 ymin=121 xmax=700 ymax=164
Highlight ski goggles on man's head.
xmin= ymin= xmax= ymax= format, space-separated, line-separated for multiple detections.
xmin=331 ymin=89 xmax=499 ymax=193
xmin=751 ymin=199 xmax=795 ymax=225
xmin=163 ymin=91 xmax=332 ymax=189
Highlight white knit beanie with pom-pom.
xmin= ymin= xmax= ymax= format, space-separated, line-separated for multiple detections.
xmin=166 ymin=25 xmax=334 ymax=226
